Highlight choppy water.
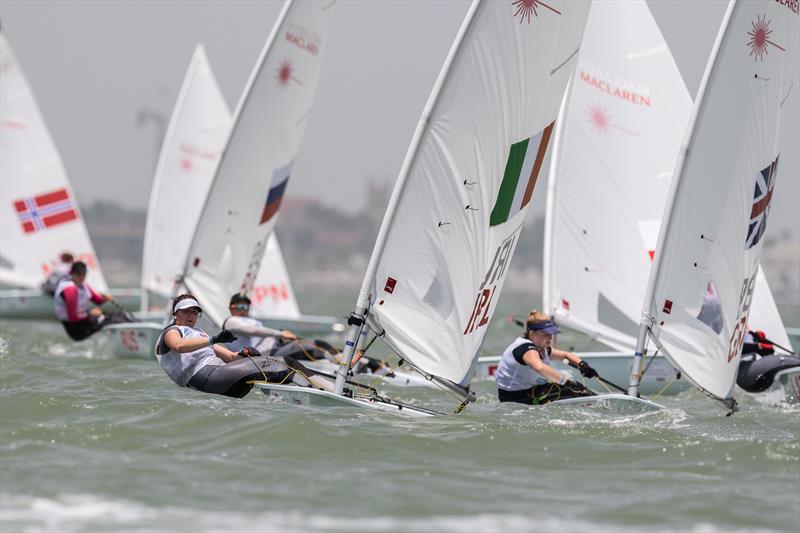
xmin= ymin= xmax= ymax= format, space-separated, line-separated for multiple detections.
xmin=1 ymin=290 xmax=799 ymax=532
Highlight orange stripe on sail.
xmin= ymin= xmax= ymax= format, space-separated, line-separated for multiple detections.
xmin=520 ymin=121 xmax=554 ymax=210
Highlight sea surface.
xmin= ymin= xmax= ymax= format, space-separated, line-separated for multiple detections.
xmin=1 ymin=289 xmax=798 ymax=532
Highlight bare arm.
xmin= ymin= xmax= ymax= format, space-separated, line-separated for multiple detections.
xmin=213 ymin=343 xmax=241 ymax=363
xmin=164 ymin=329 xmax=216 ymax=353
xmin=522 ymin=349 xmax=565 ymax=383
xmin=550 ymin=347 xmax=581 ymax=367
xmin=225 ymin=316 xmax=283 ymax=339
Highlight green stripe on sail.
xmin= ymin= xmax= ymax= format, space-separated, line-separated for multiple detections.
xmin=490 ymin=138 xmax=530 ymax=226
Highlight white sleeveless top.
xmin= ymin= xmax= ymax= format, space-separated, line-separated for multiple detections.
xmin=155 ymin=325 xmax=223 ymax=387
xmin=494 ymin=337 xmax=553 ymax=391
xmin=53 ymin=279 xmax=93 ymax=321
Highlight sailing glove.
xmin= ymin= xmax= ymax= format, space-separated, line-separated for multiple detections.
xmin=238 ymin=346 xmax=261 ymax=358
xmin=756 ymin=342 xmax=775 ymax=355
xmin=210 ymin=329 xmax=236 ymax=345
xmin=578 ymin=361 xmax=598 ymax=378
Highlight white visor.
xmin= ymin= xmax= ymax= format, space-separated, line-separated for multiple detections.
xmin=173 ymin=298 xmax=203 ymax=313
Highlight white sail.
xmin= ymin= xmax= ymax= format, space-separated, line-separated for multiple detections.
xmin=640 ymin=0 xmax=798 ymax=400
xmin=181 ymin=0 xmax=335 ymax=327
xmin=750 ymin=267 xmax=793 ymax=351
xmin=543 ymin=0 xmax=691 ymax=352
xmin=358 ymin=0 xmax=590 ymax=387
xmin=250 ymin=234 xmax=301 ymax=320
xmin=0 ymin=29 xmax=107 ymax=291
xmin=140 ymin=45 xmax=231 ymax=309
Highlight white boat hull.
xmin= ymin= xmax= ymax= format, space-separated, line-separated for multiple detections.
xmin=547 ymin=393 xmax=664 ymax=413
xmin=303 ymin=359 xmax=435 ymax=389
xmin=253 ymin=382 xmax=437 ymax=417
xmin=254 ymin=314 xmax=344 ymax=336
xmin=474 ymin=351 xmax=692 ymax=396
xmin=100 ymin=322 xmax=162 ymax=359
xmin=0 ymin=288 xmax=142 ymax=320
xmin=775 ymin=367 xmax=800 ymax=404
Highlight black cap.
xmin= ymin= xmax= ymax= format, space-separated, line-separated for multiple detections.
xmin=70 ymin=261 xmax=87 ymax=275
xmin=229 ymin=293 xmax=251 ymax=306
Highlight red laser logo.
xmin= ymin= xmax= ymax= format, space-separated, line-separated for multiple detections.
xmin=512 ymin=0 xmax=561 ymax=23
xmin=747 ymin=15 xmax=785 ymax=61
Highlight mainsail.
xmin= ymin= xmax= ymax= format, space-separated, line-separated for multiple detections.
xmin=0 ymin=29 xmax=107 ymax=291
xmin=140 ymin=45 xmax=230 ymax=309
xmin=337 ymin=0 xmax=590 ymax=391
xmin=543 ymin=0 xmax=691 ymax=352
xmin=542 ymin=0 xmax=792 ymax=353
xmin=180 ymin=0 xmax=335 ymax=327
xmin=634 ymin=0 xmax=798 ymax=401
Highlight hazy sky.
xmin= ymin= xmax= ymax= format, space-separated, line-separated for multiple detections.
xmin=1 ymin=0 xmax=798 ymax=238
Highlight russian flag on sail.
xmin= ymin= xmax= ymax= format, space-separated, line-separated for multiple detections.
xmin=260 ymin=161 xmax=293 ymax=225
xmin=490 ymin=122 xmax=555 ymax=226
xmin=14 ymin=188 xmax=79 ymax=234
xmin=745 ymin=156 xmax=778 ymax=250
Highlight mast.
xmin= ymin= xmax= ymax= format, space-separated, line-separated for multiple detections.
xmin=334 ymin=0 xmax=482 ymax=396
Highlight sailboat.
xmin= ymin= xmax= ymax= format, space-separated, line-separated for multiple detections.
xmin=254 ymin=0 xmax=592 ymax=415
xmin=0 ymin=27 xmax=139 ymax=320
xmin=106 ymin=32 xmax=342 ymax=358
xmin=474 ymin=0 xmax=793 ymax=397
xmin=175 ymin=1 xmax=336 ymax=334
xmin=101 ymin=44 xmax=231 ymax=358
xmin=625 ymin=0 xmax=798 ymax=411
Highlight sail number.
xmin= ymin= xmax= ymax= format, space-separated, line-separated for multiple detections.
xmin=727 ymin=272 xmax=757 ymax=363
xmin=463 ymin=231 xmax=519 ymax=335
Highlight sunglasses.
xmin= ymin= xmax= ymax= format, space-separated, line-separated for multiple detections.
xmin=231 ymin=303 xmax=250 ymax=310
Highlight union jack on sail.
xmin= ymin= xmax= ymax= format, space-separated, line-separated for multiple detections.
xmin=745 ymin=156 xmax=778 ymax=250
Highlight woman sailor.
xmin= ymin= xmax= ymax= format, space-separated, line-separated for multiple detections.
xmin=496 ymin=311 xmax=597 ymax=405
xmin=156 ymin=294 xmax=332 ymax=398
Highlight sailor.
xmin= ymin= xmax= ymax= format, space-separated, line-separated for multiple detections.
xmin=157 ymin=294 xmax=333 ymax=398
xmin=222 ymin=292 xmax=335 ymax=362
xmin=496 ymin=310 xmax=597 ymax=405
xmin=41 ymin=252 xmax=74 ymax=296
xmin=54 ymin=261 xmax=114 ymax=341
xmin=736 ymin=329 xmax=800 ymax=393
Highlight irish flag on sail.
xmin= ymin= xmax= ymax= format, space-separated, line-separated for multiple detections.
xmin=489 ymin=121 xmax=554 ymax=226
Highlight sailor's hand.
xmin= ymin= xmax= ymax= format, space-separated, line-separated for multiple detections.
xmin=238 ymin=346 xmax=261 ymax=358
xmin=756 ymin=342 xmax=774 ymax=356
xmin=281 ymin=330 xmax=297 ymax=341
xmin=210 ymin=329 xmax=237 ymax=345
xmin=578 ymin=361 xmax=598 ymax=378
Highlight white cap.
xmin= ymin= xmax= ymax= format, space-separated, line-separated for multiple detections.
xmin=173 ymin=298 xmax=203 ymax=313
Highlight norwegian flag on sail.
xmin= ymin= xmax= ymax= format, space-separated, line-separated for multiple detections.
xmin=745 ymin=156 xmax=778 ymax=250
xmin=13 ymin=188 xmax=79 ymax=234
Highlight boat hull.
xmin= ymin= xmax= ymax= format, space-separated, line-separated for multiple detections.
xmin=0 ymin=288 xmax=142 ymax=320
xmin=547 ymin=393 xmax=664 ymax=413
xmin=302 ymin=359 xmax=435 ymax=389
xmin=100 ymin=322 xmax=162 ymax=359
xmin=253 ymin=314 xmax=344 ymax=336
xmin=776 ymin=367 xmax=800 ymax=404
xmin=474 ymin=351 xmax=692 ymax=396
xmin=253 ymin=382 xmax=436 ymax=417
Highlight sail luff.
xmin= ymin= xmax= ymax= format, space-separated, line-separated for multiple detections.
xmin=178 ymin=0 xmax=293 ymax=297
xmin=334 ymin=0 xmax=482 ymax=394
xmin=635 ymin=1 xmax=736 ymax=399
xmin=542 ymin=80 xmax=571 ymax=320
xmin=640 ymin=1 xmax=736 ymax=328
xmin=140 ymin=45 xmax=231 ymax=311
